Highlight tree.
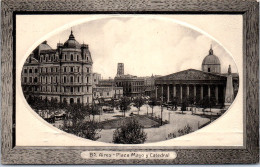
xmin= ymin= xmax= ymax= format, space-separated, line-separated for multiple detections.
xmin=89 ymin=105 xmax=100 ymax=121
xmin=149 ymin=96 xmax=157 ymax=116
xmin=133 ymin=96 xmax=145 ymax=115
xmin=119 ymin=96 xmax=131 ymax=117
xmin=67 ymin=103 xmax=88 ymax=126
xmin=172 ymin=97 xmax=179 ymax=110
xmin=62 ymin=103 xmax=102 ymax=141
xmin=181 ymin=98 xmax=187 ymax=114
xmin=201 ymin=96 xmax=216 ymax=115
xmin=187 ymin=96 xmax=194 ymax=114
xmin=113 ymin=118 xmax=147 ymax=144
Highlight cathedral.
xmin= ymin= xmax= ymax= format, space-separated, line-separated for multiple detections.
xmin=21 ymin=30 xmax=94 ymax=105
xmin=154 ymin=46 xmax=239 ymax=107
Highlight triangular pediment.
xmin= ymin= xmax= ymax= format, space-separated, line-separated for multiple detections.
xmin=157 ymin=69 xmax=226 ymax=81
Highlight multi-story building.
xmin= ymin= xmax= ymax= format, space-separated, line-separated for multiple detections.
xmin=22 ymin=30 xmax=94 ymax=105
xmin=21 ymin=55 xmax=40 ymax=101
xmin=92 ymin=73 xmax=101 ymax=88
xmin=114 ymin=75 xmax=145 ymax=97
xmin=93 ymin=86 xmax=123 ymax=100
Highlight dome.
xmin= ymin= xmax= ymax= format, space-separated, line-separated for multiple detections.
xmin=32 ymin=41 xmax=53 ymax=60
xmin=202 ymin=47 xmax=220 ymax=65
xmin=63 ymin=30 xmax=81 ymax=49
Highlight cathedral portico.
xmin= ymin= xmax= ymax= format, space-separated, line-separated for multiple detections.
xmin=154 ymin=46 xmax=238 ymax=107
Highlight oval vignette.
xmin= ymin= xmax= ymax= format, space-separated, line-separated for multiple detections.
xmin=21 ymin=16 xmax=239 ymax=144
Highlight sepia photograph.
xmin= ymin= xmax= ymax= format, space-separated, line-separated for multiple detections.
xmin=1 ymin=0 xmax=258 ymax=164
xmin=18 ymin=15 xmax=241 ymax=145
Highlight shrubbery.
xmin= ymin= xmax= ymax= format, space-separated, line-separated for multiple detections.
xmin=113 ymin=118 xmax=147 ymax=144
xmin=166 ymin=124 xmax=193 ymax=140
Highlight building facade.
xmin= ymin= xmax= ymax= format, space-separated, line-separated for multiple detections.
xmin=22 ymin=31 xmax=94 ymax=105
xmin=92 ymin=73 xmax=101 ymax=88
xmin=114 ymin=75 xmax=145 ymax=97
xmin=93 ymin=86 xmax=123 ymax=100
xmin=155 ymin=47 xmax=239 ymax=106
xmin=116 ymin=63 xmax=124 ymax=76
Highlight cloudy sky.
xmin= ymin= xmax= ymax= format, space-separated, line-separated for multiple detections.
xmin=46 ymin=16 xmax=238 ymax=79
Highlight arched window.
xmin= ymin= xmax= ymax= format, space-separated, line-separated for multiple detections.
xmin=70 ymin=76 xmax=73 ymax=83
xmin=70 ymin=98 xmax=74 ymax=104
xmin=29 ymin=69 xmax=32 ymax=73
xmin=71 ymin=54 xmax=73 ymax=61
xmin=70 ymin=67 xmax=73 ymax=72
xmin=64 ymin=67 xmax=66 ymax=72
xmin=70 ymin=87 xmax=73 ymax=93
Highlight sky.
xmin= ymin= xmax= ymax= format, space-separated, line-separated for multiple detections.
xmin=45 ymin=16 xmax=238 ymax=79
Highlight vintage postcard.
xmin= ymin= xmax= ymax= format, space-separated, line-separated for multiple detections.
xmin=1 ymin=0 xmax=259 ymax=164
xmin=16 ymin=14 xmax=244 ymax=148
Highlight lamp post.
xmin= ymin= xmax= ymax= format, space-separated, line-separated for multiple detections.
xmin=161 ymin=96 xmax=163 ymax=126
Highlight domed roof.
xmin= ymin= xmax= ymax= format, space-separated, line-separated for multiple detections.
xmin=202 ymin=46 xmax=220 ymax=65
xmin=63 ymin=30 xmax=81 ymax=49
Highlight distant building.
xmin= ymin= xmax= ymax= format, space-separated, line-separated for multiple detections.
xmin=116 ymin=63 xmax=124 ymax=76
xmin=92 ymin=73 xmax=101 ymax=88
xmin=22 ymin=30 xmax=94 ymax=105
xmin=93 ymin=86 xmax=123 ymax=100
xmin=114 ymin=75 xmax=145 ymax=97
xmin=98 ymin=78 xmax=115 ymax=87
xmin=143 ymin=75 xmax=161 ymax=96
xmin=155 ymin=46 xmax=239 ymax=107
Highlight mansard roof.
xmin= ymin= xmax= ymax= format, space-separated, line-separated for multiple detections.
xmin=156 ymin=69 xmax=227 ymax=81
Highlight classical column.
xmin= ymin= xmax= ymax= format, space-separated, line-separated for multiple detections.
xmin=180 ymin=85 xmax=183 ymax=102
xmin=161 ymin=85 xmax=164 ymax=102
xmin=194 ymin=84 xmax=196 ymax=101
xmin=167 ymin=85 xmax=170 ymax=102
xmin=200 ymin=85 xmax=203 ymax=100
xmin=187 ymin=85 xmax=189 ymax=97
xmin=155 ymin=85 xmax=158 ymax=100
xmin=208 ymin=85 xmax=211 ymax=97
xmin=215 ymin=85 xmax=219 ymax=103
xmin=173 ymin=84 xmax=176 ymax=97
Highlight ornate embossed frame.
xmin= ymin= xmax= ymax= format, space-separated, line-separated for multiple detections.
xmin=1 ymin=0 xmax=259 ymax=164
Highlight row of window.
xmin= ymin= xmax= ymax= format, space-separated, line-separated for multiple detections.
xmin=23 ymin=68 xmax=38 ymax=74
xmin=40 ymin=53 xmax=90 ymax=62
xmin=40 ymin=86 xmax=86 ymax=93
xmin=37 ymin=66 xmax=90 ymax=73
xmin=132 ymin=87 xmax=143 ymax=92
xmin=23 ymin=75 xmax=91 ymax=84
xmin=23 ymin=77 xmax=37 ymax=83
xmin=94 ymin=92 xmax=110 ymax=97
xmin=116 ymin=81 xmax=144 ymax=87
